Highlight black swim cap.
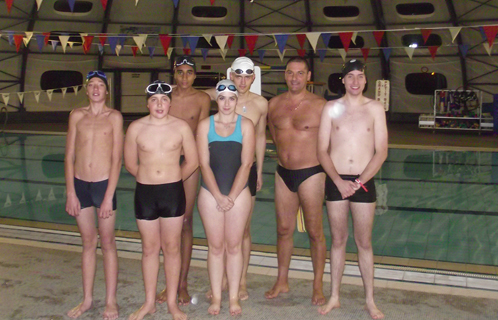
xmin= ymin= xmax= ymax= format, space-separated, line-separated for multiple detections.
xmin=342 ymin=59 xmax=365 ymax=77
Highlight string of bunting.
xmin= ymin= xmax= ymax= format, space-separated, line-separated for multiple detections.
xmin=1 ymin=84 xmax=89 ymax=107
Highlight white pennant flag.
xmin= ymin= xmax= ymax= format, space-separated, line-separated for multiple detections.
xmin=203 ymin=34 xmax=213 ymax=45
xmin=219 ymin=47 xmax=228 ymax=60
xmin=338 ymin=48 xmax=347 ymax=61
xmin=483 ymin=43 xmax=493 ymax=56
xmin=48 ymin=188 xmax=56 ymax=201
xmin=1 ymin=93 xmax=10 ymax=106
xmin=23 ymin=32 xmax=33 ymax=46
xmin=61 ymin=87 xmax=67 ymax=98
xmin=167 ymin=47 xmax=173 ymax=59
xmin=306 ymin=32 xmax=321 ymax=53
xmin=68 ymin=42 xmax=74 ymax=48
xmin=73 ymin=86 xmax=79 ymax=95
xmin=17 ymin=92 xmax=24 ymax=103
xmin=4 ymin=194 xmax=11 ymax=208
xmin=36 ymin=0 xmax=43 ymax=10
xmin=115 ymin=44 xmax=122 ymax=56
xmin=351 ymin=31 xmax=358 ymax=45
xmin=19 ymin=192 xmax=26 ymax=204
xmin=449 ymin=27 xmax=462 ymax=43
xmin=135 ymin=0 xmax=140 ymax=5
xmin=79 ymin=33 xmax=87 ymax=43
xmin=34 ymin=91 xmax=41 ymax=103
xmin=133 ymin=34 xmax=147 ymax=52
xmin=404 ymin=47 xmax=415 ymax=60
xmin=215 ymin=35 xmax=228 ymax=50
xmin=46 ymin=89 xmax=54 ymax=101
xmin=276 ymin=49 xmax=286 ymax=62
xmin=59 ymin=35 xmax=70 ymax=53
xmin=36 ymin=189 xmax=43 ymax=201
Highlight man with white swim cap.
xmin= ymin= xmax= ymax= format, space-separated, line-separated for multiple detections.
xmin=317 ymin=59 xmax=387 ymax=319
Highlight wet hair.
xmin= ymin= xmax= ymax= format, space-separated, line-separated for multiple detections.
xmin=342 ymin=59 xmax=366 ymax=77
xmin=285 ymin=56 xmax=310 ymax=72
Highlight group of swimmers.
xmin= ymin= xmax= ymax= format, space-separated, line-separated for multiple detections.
xmin=64 ymin=55 xmax=387 ymax=320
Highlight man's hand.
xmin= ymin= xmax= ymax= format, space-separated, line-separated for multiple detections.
xmin=334 ymin=178 xmax=357 ymax=199
xmin=99 ymin=197 xmax=114 ymax=219
xmin=256 ymin=172 xmax=263 ymax=192
xmin=66 ymin=193 xmax=81 ymax=216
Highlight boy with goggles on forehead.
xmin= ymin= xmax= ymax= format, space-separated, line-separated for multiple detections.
xmin=204 ymin=57 xmax=268 ymax=301
xmin=124 ymin=80 xmax=198 ymax=320
xmin=65 ymin=70 xmax=122 ymax=320
xmin=156 ymin=56 xmax=211 ymax=306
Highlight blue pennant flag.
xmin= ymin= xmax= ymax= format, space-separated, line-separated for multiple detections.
xmin=119 ymin=34 xmax=127 ymax=46
xmin=201 ymin=48 xmax=209 ymax=61
xmin=181 ymin=36 xmax=189 ymax=49
xmin=321 ymin=33 xmax=332 ymax=47
xmin=188 ymin=36 xmax=200 ymax=54
xmin=317 ymin=49 xmax=327 ymax=62
xmin=172 ymin=0 xmax=179 ymax=8
xmin=382 ymin=48 xmax=392 ymax=61
xmin=67 ymin=0 xmax=76 ymax=12
xmin=35 ymin=34 xmax=45 ymax=52
xmin=274 ymin=34 xmax=289 ymax=54
xmin=459 ymin=44 xmax=469 ymax=57
xmin=108 ymin=36 xmax=119 ymax=55
xmin=7 ymin=31 xmax=14 ymax=46
xmin=51 ymin=40 xmax=59 ymax=51
xmin=148 ymin=46 xmax=155 ymax=58
xmin=258 ymin=49 xmax=266 ymax=62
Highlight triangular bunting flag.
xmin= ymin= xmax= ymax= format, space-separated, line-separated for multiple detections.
xmin=67 ymin=0 xmax=75 ymax=12
xmin=274 ymin=34 xmax=289 ymax=54
xmin=245 ymin=35 xmax=258 ymax=55
xmin=100 ymin=0 xmax=108 ymax=10
xmin=17 ymin=92 xmax=24 ymax=103
xmin=108 ymin=36 xmax=119 ymax=54
xmin=131 ymin=46 xmax=138 ymax=57
xmin=321 ymin=32 xmax=332 ymax=47
xmin=404 ymin=47 xmax=415 ymax=60
xmin=483 ymin=26 xmax=498 ymax=47
xmin=1 ymin=93 xmax=10 ymax=106
xmin=188 ymin=36 xmax=200 ymax=53
xmin=5 ymin=0 xmax=13 ymax=13
xmin=373 ymin=31 xmax=385 ymax=47
xmin=180 ymin=35 xmax=188 ymax=48
xmin=34 ymin=91 xmax=41 ymax=103
xmin=68 ymin=42 xmax=74 ymax=48
xmin=297 ymin=49 xmax=306 ymax=57
xmin=351 ymin=31 xmax=358 ymax=44
xmin=51 ymin=40 xmax=59 ymax=51
xmin=24 ymin=32 xmax=33 ymax=44
xmin=361 ymin=48 xmax=370 ymax=62
xmin=72 ymin=86 xmax=79 ymax=95
xmin=215 ymin=35 xmax=228 ymax=50
xmin=257 ymin=49 xmax=265 ymax=62
xmin=36 ymin=190 xmax=42 ymax=201
xmin=306 ymin=32 xmax=320 ymax=52
xmin=136 ymin=0 xmax=139 ymax=6
xmin=48 ymin=188 xmax=56 ymax=201
xmin=148 ymin=46 xmax=155 ymax=58
xmin=317 ymin=49 xmax=327 ymax=62
xmin=159 ymin=34 xmax=172 ymax=55
xmin=449 ymin=27 xmax=462 ymax=43
xmin=227 ymin=34 xmax=235 ymax=49
xmin=219 ymin=47 xmax=228 ymax=60
xmin=173 ymin=0 xmax=179 ymax=8
xmin=238 ymin=49 xmax=247 ymax=57
xmin=183 ymin=48 xmax=191 ymax=55
xmin=43 ymin=32 xmax=50 ymax=45
xmin=133 ymin=34 xmax=147 ymax=52
xmin=203 ymin=34 xmax=213 ymax=45
xmin=59 ymin=35 xmax=70 ymax=53
xmin=61 ymin=87 xmax=67 ymax=98
xmin=210 ymin=0 xmax=215 ymax=4
xmin=14 ymin=35 xmax=24 ymax=52
xmin=98 ymin=43 xmax=104 ymax=55
xmin=338 ymin=48 xmax=347 ymax=62
xmin=118 ymin=34 xmax=126 ymax=46
xmin=167 ymin=47 xmax=173 ymax=59
xmin=296 ymin=34 xmax=307 ymax=49
xmin=6 ymin=31 xmax=14 ymax=46
xmin=479 ymin=27 xmax=487 ymax=41
xmin=115 ymin=44 xmax=122 ymax=56
xmin=19 ymin=193 xmax=25 ymax=204
xmin=276 ymin=49 xmax=286 ymax=62
xmin=46 ymin=89 xmax=54 ymax=101
xmin=382 ymin=48 xmax=392 ymax=61
xmin=339 ymin=32 xmax=353 ymax=52
xmin=428 ymin=46 xmax=438 ymax=60
xmin=201 ymin=48 xmax=209 ymax=61
xmin=36 ymin=0 xmax=43 ymax=10
xmin=483 ymin=43 xmax=493 ymax=56
xmin=421 ymin=29 xmax=432 ymax=44
xmin=99 ymin=34 xmax=107 ymax=47
xmin=4 ymin=194 xmax=11 ymax=207
xmin=23 ymin=37 xmax=30 ymax=46
xmin=35 ymin=34 xmax=45 ymax=52
xmin=83 ymin=35 xmax=94 ymax=54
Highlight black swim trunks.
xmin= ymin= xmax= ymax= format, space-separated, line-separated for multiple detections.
xmin=134 ymin=180 xmax=186 ymax=220
xmin=74 ymin=177 xmax=117 ymax=210
xmin=248 ymin=162 xmax=257 ymax=196
xmin=277 ymin=164 xmax=325 ymax=193
xmin=325 ymin=175 xmax=376 ymax=203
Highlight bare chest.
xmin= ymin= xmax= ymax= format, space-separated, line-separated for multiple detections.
xmin=332 ymin=110 xmax=374 ymax=138
xmin=271 ymin=107 xmax=320 ymax=131
xmin=136 ymin=128 xmax=181 ymax=154
xmin=236 ymin=101 xmax=260 ymax=126
xmin=75 ymin=117 xmax=113 ymax=143
xmin=170 ymin=99 xmax=201 ymax=131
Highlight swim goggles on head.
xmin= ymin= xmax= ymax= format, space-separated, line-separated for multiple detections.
xmin=174 ymin=57 xmax=195 ymax=67
xmin=216 ymin=84 xmax=237 ymax=92
xmin=86 ymin=70 xmax=107 ymax=80
xmin=146 ymin=82 xmax=172 ymax=95
xmin=233 ymin=69 xmax=254 ymax=75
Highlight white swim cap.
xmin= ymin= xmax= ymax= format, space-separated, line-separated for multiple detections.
xmin=216 ymin=79 xmax=238 ymax=97
xmin=230 ymin=57 xmax=255 ymax=75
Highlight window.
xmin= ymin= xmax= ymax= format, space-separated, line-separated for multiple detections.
xmin=323 ymin=6 xmax=360 ymax=19
xmin=405 ymin=72 xmax=447 ymax=95
xmin=327 ymin=36 xmax=364 ymax=49
xmin=396 ymin=3 xmax=434 ymax=16
xmin=40 ymin=71 xmax=83 ymax=93
xmin=402 ymin=34 xmax=442 ymax=47
xmin=192 ymin=6 xmax=227 ymax=19
xmin=193 ymin=72 xmax=223 ymax=89
xmin=54 ymin=1 xmax=93 ymax=14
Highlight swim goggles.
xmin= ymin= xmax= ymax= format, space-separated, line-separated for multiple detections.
xmin=233 ymin=69 xmax=254 ymax=75
xmin=216 ymin=84 xmax=237 ymax=92
xmin=145 ymin=82 xmax=172 ymax=95
xmin=86 ymin=70 xmax=107 ymax=80
xmin=174 ymin=57 xmax=195 ymax=68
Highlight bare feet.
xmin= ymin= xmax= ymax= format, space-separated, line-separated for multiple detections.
xmin=177 ymin=287 xmax=191 ymax=306
xmin=208 ymin=298 xmax=221 ymax=315
xmin=169 ymin=305 xmax=187 ymax=320
xmin=128 ymin=303 xmax=156 ymax=320
xmin=238 ymin=283 xmax=249 ymax=301
xmin=311 ymin=288 xmax=326 ymax=306
xmin=205 ymin=279 xmax=228 ymax=300
xmin=103 ymin=302 xmax=119 ymax=320
xmin=318 ymin=297 xmax=340 ymax=315
xmin=156 ymin=288 xmax=167 ymax=304
xmin=365 ymin=302 xmax=384 ymax=319
xmin=229 ymin=299 xmax=242 ymax=316
xmin=67 ymin=300 xmax=92 ymax=318
xmin=264 ymin=281 xmax=289 ymax=299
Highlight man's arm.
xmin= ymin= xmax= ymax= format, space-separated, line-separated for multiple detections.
xmin=357 ymin=102 xmax=388 ymax=184
xmin=180 ymin=121 xmax=199 ymax=181
xmin=199 ymin=92 xmax=211 ymax=122
xmin=267 ymin=98 xmax=277 ymax=145
xmin=124 ymin=122 xmax=139 ymax=177
xmin=99 ymin=111 xmax=124 ymax=218
xmin=255 ymin=98 xmax=268 ymax=191
xmin=204 ymin=88 xmax=217 ymax=101
xmin=64 ymin=110 xmax=82 ymax=216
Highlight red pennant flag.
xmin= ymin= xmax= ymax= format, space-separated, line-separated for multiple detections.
xmin=238 ymin=49 xmax=247 ymax=57
xmin=5 ymin=0 xmax=13 ymax=13
xmin=183 ymin=48 xmax=191 ymax=55
xmin=373 ymin=31 xmax=385 ymax=47
xmin=297 ymin=49 xmax=306 ymax=57
xmin=227 ymin=34 xmax=235 ymax=49
xmin=101 ymin=0 xmax=108 ymax=10
xmin=296 ymin=34 xmax=307 ymax=49
xmin=483 ymin=26 xmax=498 ymax=47
xmin=244 ymin=35 xmax=258 ymax=55
xmin=428 ymin=46 xmax=438 ymax=61
xmin=421 ymin=29 xmax=432 ymax=44
xmin=99 ymin=34 xmax=107 ymax=46
xmin=339 ymin=32 xmax=354 ymax=52
xmin=210 ymin=0 xmax=215 ymax=4
xmin=159 ymin=34 xmax=172 ymax=55
xmin=43 ymin=32 xmax=50 ymax=45
xmin=83 ymin=36 xmax=94 ymax=54
xmin=361 ymin=48 xmax=370 ymax=62
xmin=131 ymin=46 xmax=138 ymax=57
xmin=14 ymin=35 xmax=23 ymax=52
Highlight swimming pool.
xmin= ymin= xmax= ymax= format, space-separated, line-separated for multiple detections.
xmin=1 ymin=132 xmax=498 ymax=267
